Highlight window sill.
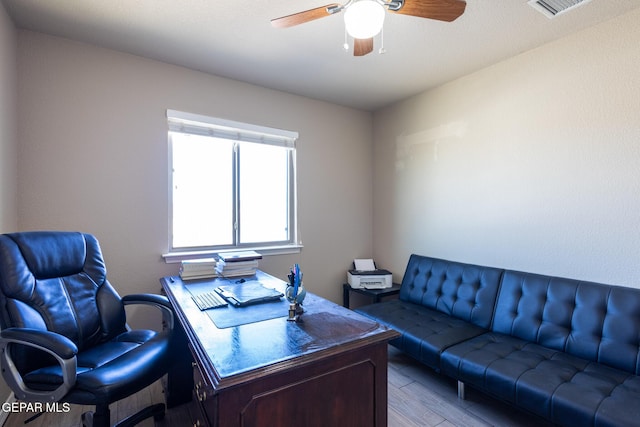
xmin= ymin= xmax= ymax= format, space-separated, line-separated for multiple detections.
xmin=162 ymin=244 xmax=303 ymax=264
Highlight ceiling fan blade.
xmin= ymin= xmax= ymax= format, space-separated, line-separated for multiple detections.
xmin=390 ymin=0 xmax=466 ymax=22
xmin=353 ymin=38 xmax=374 ymax=56
xmin=271 ymin=3 xmax=340 ymax=28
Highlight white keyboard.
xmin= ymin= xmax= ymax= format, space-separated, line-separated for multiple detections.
xmin=192 ymin=291 xmax=228 ymax=310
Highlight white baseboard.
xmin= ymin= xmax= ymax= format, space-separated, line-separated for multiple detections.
xmin=0 ymin=392 xmax=16 ymax=426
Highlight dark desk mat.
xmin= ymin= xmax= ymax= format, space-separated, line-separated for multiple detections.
xmin=185 ymin=281 xmax=288 ymax=329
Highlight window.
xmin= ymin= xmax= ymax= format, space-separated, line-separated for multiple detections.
xmin=167 ymin=110 xmax=298 ymax=253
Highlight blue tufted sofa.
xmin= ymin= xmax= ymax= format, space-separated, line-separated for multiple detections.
xmin=356 ymin=254 xmax=640 ymax=427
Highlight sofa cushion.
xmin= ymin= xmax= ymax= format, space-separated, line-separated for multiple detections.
xmin=440 ymin=332 xmax=640 ymax=427
xmin=399 ymin=255 xmax=502 ymax=329
xmin=494 ymin=270 xmax=640 ymax=375
xmin=356 ymin=299 xmax=487 ymax=370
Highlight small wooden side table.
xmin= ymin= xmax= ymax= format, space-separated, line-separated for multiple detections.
xmin=342 ymin=283 xmax=401 ymax=308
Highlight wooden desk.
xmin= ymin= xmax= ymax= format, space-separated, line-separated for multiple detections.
xmin=161 ymin=271 xmax=399 ymax=427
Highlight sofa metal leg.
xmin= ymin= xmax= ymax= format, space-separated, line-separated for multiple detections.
xmin=457 ymin=381 xmax=466 ymax=400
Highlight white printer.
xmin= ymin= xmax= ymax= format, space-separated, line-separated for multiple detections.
xmin=347 ymin=259 xmax=393 ymax=289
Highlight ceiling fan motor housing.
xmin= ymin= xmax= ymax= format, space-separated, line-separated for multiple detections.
xmin=344 ymin=1 xmax=386 ymax=39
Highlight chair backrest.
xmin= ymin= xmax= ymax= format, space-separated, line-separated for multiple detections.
xmin=0 ymin=232 xmax=127 ymax=362
xmin=399 ymin=254 xmax=503 ymax=329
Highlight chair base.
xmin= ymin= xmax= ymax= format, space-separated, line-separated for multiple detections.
xmin=82 ymin=403 xmax=165 ymax=427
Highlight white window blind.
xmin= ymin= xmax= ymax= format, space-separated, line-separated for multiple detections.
xmin=166 ymin=109 xmax=299 ymax=253
xmin=167 ymin=109 xmax=297 ymax=149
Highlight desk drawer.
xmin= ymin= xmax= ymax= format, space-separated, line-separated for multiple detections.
xmin=193 ymin=360 xmax=213 ymax=406
xmin=189 ymin=386 xmax=209 ymax=427
xmin=190 ymin=347 xmax=216 ymax=427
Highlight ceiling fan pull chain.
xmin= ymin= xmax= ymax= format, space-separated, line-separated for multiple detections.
xmin=343 ymin=24 xmax=349 ymax=51
xmin=379 ymin=26 xmax=386 ymax=54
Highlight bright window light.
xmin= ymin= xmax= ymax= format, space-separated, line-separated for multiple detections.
xmin=167 ymin=110 xmax=297 ymax=252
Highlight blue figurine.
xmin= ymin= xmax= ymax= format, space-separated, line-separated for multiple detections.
xmin=286 ymin=264 xmax=305 ymax=321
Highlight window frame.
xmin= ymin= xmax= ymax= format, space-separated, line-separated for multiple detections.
xmin=165 ymin=110 xmax=300 ymax=260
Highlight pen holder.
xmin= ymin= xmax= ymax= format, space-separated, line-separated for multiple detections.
xmin=286 ymin=283 xmax=306 ymax=322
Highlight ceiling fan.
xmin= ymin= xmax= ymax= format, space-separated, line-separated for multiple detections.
xmin=271 ymin=0 xmax=467 ymax=56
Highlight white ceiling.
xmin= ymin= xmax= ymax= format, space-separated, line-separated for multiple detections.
xmin=3 ymin=0 xmax=640 ymax=111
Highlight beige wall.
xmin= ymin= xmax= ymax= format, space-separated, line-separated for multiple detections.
xmin=16 ymin=31 xmax=374 ymax=324
xmin=0 ymin=3 xmax=17 ymax=233
xmin=373 ymin=8 xmax=640 ymax=288
xmin=8 ymin=2 xmax=640 ymax=406
xmin=0 ymin=0 xmax=17 ymax=405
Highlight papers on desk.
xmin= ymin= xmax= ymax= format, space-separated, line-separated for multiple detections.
xmin=180 ymin=258 xmax=217 ymax=280
xmin=216 ymin=251 xmax=262 ymax=277
xmin=215 ymin=280 xmax=283 ymax=307
xmin=216 ymin=259 xmax=259 ymax=277
xmin=218 ymin=250 xmax=262 ymax=262
xmin=179 ymin=251 xmax=263 ymax=280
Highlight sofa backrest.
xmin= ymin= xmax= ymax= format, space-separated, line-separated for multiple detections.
xmin=399 ymin=255 xmax=503 ymax=329
xmin=494 ymin=270 xmax=640 ymax=375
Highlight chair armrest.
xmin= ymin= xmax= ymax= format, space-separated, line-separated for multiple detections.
xmin=0 ymin=328 xmax=77 ymax=402
xmin=122 ymin=293 xmax=175 ymax=330
xmin=1 ymin=328 xmax=78 ymax=359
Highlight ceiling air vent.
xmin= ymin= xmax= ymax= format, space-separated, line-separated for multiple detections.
xmin=528 ymin=0 xmax=593 ymax=19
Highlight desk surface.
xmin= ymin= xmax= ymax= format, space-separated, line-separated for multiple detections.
xmin=161 ymin=271 xmax=398 ymax=391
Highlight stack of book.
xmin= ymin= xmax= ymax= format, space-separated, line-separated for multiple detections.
xmin=179 ymin=258 xmax=217 ymax=280
xmin=216 ymin=250 xmax=262 ymax=277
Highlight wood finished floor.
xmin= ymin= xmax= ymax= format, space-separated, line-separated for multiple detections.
xmin=4 ymin=346 xmax=553 ymax=427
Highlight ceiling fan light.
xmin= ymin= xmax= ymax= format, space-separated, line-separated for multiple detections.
xmin=344 ymin=0 xmax=385 ymax=39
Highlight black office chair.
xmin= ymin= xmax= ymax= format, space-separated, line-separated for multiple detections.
xmin=0 ymin=231 xmax=177 ymax=426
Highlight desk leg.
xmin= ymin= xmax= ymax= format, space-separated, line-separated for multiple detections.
xmin=343 ymin=284 xmax=350 ymax=308
xmin=165 ymin=321 xmax=194 ymax=408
